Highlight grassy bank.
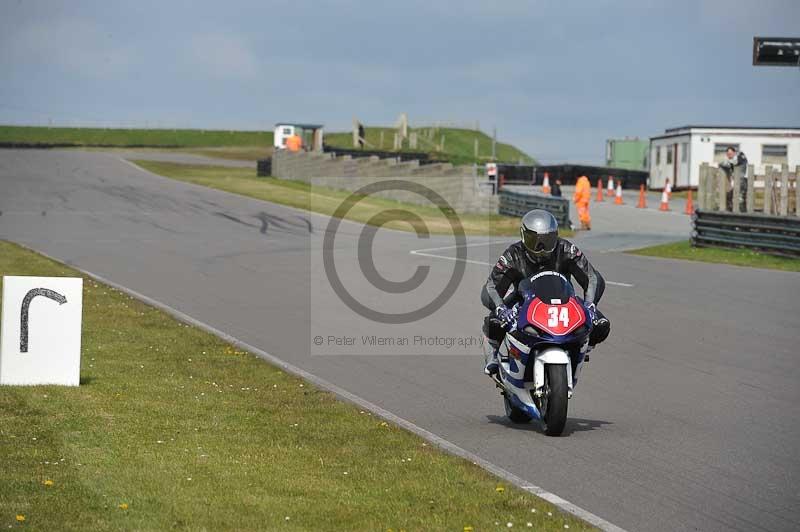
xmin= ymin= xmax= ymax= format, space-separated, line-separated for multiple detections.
xmin=0 ymin=241 xmax=591 ymax=531
xmin=628 ymin=240 xmax=800 ymax=272
xmin=1 ymin=125 xmax=535 ymax=166
xmin=132 ymin=160 xmax=531 ymax=236
xmin=0 ymin=125 xmax=273 ymax=148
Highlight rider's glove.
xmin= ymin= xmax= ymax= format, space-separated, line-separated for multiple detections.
xmin=495 ymin=305 xmax=516 ymax=328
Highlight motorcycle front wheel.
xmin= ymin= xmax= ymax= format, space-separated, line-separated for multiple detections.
xmin=542 ymin=364 xmax=568 ymax=436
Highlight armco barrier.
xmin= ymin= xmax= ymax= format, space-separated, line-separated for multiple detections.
xmin=499 ymin=189 xmax=571 ymax=228
xmin=691 ymin=209 xmax=800 ymax=257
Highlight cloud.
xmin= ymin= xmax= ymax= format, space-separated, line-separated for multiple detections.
xmin=184 ymin=32 xmax=259 ymax=81
xmin=0 ymin=15 xmax=135 ymax=79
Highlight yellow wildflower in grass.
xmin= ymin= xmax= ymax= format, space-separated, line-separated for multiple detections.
xmin=495 ymin=485 xmax=505 ymax=493
xmin=464 ymin=526 xmax=474 ymax=532
xmin=16 ymin=515 xmax=25 ymax=522
xmin=118 ymin=503 xmax=129 ymax=510
xmin=43 ymin=479 xmax=54 ymax=487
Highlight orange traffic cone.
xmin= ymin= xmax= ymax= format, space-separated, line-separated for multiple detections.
xmin=606 ymin=176 xmax=615 ymax=197
xmin=659 ymin=189 xmax=670 ymax=211
xmin=614 ymin=181 xmax=624 ymax=205
xmin=596 ymin=178 xmax=604 ymax=202
xmin=636 ymin=184 xmax=647 ymax=208
xmin=542 ymin=172 xmax=551 ymax=194
xmin=684 ymin=189 xmax=694 ymax=215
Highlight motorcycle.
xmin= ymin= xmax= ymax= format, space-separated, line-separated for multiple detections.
xmin=487 ymin=270 xmax=595 ymax=436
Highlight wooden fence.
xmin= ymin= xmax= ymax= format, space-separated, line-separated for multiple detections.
xmin=698 ymin=163 xmax=799 ymax=216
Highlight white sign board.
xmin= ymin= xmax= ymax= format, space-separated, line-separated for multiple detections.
xmin=1 ymin=276 xmax=83 ymax=386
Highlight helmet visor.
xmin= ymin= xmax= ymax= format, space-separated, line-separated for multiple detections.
xmin=521 ymin=228 xmax=557 ymax=256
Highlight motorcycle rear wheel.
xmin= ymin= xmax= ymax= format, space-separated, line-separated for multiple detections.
xmin=503 ymin=394 xmax=532 ymax=424
xmin=542 ymin=364 xmax=568 ymax=436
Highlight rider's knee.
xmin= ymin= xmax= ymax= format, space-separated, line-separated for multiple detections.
xmin=589 ymin=314 xmax=610 ymax=346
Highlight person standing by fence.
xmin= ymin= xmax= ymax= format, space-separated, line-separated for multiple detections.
xmin=573 ymin=175 xmax=592 ymax=230
xmin=551 ymin=178 xmax=563 ymax=198
xmin=720 ymin=146 xmax=748 ymax=211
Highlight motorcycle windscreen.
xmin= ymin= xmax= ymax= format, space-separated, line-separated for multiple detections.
xmin=528 ymin=271 xmax=575 ymax=302
xmin=524 ymin=272 xmax=585 ymax=336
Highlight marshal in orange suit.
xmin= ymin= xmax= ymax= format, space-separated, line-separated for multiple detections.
xmin=573 ymin=175 xmax=592 ymax=230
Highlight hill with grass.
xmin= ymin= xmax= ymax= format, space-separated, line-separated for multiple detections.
xmin=0 ymin=125 xmax=273 ymax=148
xmin=0 ymin=124 xmax=535 ymax=165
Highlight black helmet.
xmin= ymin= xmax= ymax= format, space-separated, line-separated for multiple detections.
xmin=520 ymin=209 xmax=559 ymax=259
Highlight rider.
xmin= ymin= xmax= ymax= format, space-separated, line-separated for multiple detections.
xmin=482 ymin=209 xmax=611 ymax=375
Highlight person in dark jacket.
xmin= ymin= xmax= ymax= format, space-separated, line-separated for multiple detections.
xmin=482 ymin=209 xmax=610 ymax=375
xmin=719 ymin=146 xmax=748 ymax=211
xmin=551 ymin=178 xmax=563 ymax=197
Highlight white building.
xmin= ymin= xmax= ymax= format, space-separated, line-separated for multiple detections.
xmin=649 ymin=126 xmax=800 ymax=189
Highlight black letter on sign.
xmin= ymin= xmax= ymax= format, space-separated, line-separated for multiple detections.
xmin=20 ymin=288 xmax=67 ymax=353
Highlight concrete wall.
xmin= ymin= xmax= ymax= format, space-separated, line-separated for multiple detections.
xmin=272 ymin=150 xmax=498 ymax=214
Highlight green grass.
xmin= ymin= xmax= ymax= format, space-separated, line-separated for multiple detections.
xmin=0 ymin=241 xmax=591 ymax=531
xmin=0 ymin=125 xmax=273 ymax=148
xmin=325 ymin=126 xmax=535 ymax=166
xmin=628 ymin=240 xmax=800 ymax=272
xmin=132 ymin=160 xmax=536 ymax=237
xmin=1 ymin=125 xmax=535 ymax=166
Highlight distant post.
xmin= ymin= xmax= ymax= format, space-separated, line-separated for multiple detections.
xmin=474 ymin=138 xmax=479 ymax=158
xmin=717 ymin=167 xmax=727 ymax=212
xmin=746 ymin=164 xmax=755 ymax=213
xmin=698 ymin=164 xmax=708 ymax=210
xmin=780 ymin=164 xmax=789 ymax=216
xmin=764 ymin=168 xmax=774 ymax=215
xmin=795 ymin=166 xmax=800 ymax=216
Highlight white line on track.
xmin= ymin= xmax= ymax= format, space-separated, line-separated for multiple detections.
xmin=409 ymin=246 xmax=636 ymax=288
xmin=17 ymin=242 xmax=626 ymax=532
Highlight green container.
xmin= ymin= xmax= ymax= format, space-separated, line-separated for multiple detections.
xmin=605 ymin=138 xmax=649 ymax=171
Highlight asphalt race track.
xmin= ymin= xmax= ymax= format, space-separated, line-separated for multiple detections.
xmin=2 ymin=150 xmax=799 ymax=532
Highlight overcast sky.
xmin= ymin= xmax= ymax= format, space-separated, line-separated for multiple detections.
xmin=1 ymin=0 xmax=798 ymax=163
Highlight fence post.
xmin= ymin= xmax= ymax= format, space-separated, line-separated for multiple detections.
xmin=474 ymin=138 xmax=479 ymax=158
xmin=764 ymin=167 xmax=774 ymax=215
xmin=780 ymin=164 xmax=789 ymax=216
xmin=717 ymin=166 xmax=728 ymax=212
xmin=732 ymin=164 xmax=743 ymax=213
xmin=698 ymin=163 xmax=708 ymax=210
xmin=379 ymin=130 xmax=384 ymax=149
xmin=746 ymin=164 xmax=755 ymax=213
xmin=440 ymin=135 xmax=446 ymax=152
xmin=796 ymin=166 xmax=800 ymax=217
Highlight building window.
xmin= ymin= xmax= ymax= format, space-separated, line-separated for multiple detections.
xmin=681 ymin=142 xmax=688 ymax=162
xmin=714 ymin=143 xmax=739 ymax=164
xmin=762 ymin=144 xmax=788 ymax=166
xmin=655 ymin=146 xmax=661 ymax=165
xmin=666 ymin=146 xmax=673 ymax=164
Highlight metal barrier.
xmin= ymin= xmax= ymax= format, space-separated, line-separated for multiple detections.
xmin=691 ymin=209 xmax=800 ymax=257
xmin=499 ymin=189 xmax=571 ymax=228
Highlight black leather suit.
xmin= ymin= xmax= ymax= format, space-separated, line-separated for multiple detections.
xmin=481 ymin=239 xmax=607 ymax=345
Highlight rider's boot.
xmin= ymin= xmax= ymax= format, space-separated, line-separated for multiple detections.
xmin=484 ymin=338 xmax=500 ymax=375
